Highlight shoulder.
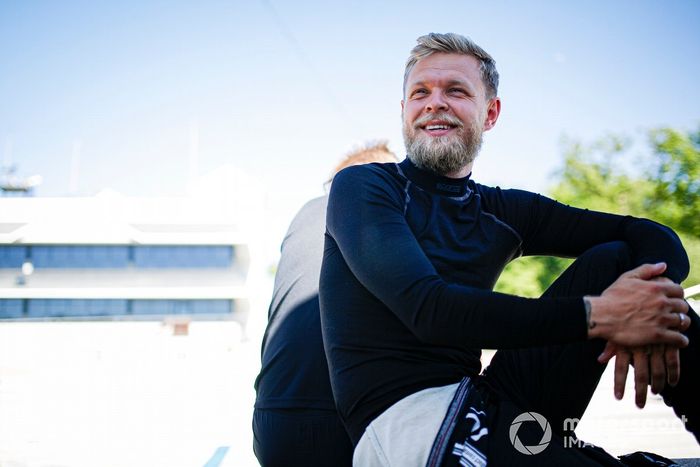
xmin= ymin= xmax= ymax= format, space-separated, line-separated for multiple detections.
xmin=333 ymin=162 xmax=400 ymax=185
xmin=470 ymin=182 xmax=575 ymax=238
xmin=296 ymin=195 xmax=328 ymax=219
xmin=472 ymin=181 xmax=541 ymax=211
xmin=331 ymin=162 xmax=406 ymax=202
xmin=285 ymin=195 xmax=328 ymax=234
xmin=326 ymin=163 xmax=408 ymax=232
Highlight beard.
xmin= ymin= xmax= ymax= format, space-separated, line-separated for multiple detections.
xmin=403 ymin=112 xmax=483 ymax=176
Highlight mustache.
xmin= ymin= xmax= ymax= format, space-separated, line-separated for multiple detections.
xmin=413 ymin=113 xmax=464 ymax=129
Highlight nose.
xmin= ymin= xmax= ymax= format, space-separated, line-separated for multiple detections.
xmin=426 ymin=90 xmax=449 ymax=113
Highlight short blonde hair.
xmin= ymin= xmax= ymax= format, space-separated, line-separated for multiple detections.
xmin=404 ymin=33 xmax=499 ymax=99
xmin=327 ymin=141 xmax=397 ymax=184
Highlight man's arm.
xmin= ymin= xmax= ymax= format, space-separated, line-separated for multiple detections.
xmin=484 ymin=186 xmax=690 ymax=284
xmin=487 ymin=187 xmax=691 ymax=405
xmin=327 ymin=167 xmax=688 ymax=350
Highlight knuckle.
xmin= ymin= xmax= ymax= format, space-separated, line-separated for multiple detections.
xmin=652 ymin=296 xmax=667 ymax=310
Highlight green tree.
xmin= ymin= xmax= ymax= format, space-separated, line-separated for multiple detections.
xmin=646 ymin=128 xmax=700 ymax=237
xmin=494 ymin=126 xmax=700 ymax=297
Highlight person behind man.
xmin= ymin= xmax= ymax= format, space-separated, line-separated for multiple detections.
xmin=320 ymin=33 xmax=698 ymax=466
xmin=253 ymin=142 xmax=397 ymax=467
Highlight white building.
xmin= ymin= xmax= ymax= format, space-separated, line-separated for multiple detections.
xmin=0 ymin=175 xmax=265 ymax=333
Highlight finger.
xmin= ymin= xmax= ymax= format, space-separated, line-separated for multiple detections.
xmin=649 ymin=344 xmax=666 ymax=394
xmin=656 ymin=282 xmax=686 ymax=299
xmin=614 ymin=350 xmax=631 ymax=400
xmin=598 ymin=341 xmax=618 ymax=364
xmin=677 ymin=310 xmax=691 ymax=330
xmin=665 ymin=345 xmax=680 ymax=387
xmin=662 ymin=308 xmax=691 ymax=329
xmin=632 ymin=348 xmax=650 ymax=408
xmin=650 ymin=277 xmax=674 ymax=284
xmin=653 ymin=330 xmax=688 ymax=348
xmin=621 ymin=262 xmax=666 ymax=280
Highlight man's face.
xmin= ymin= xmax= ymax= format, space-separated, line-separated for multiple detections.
xmin=402 ymin=53 xmax=499 ymax=176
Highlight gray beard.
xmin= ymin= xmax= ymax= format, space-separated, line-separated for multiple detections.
xmin=403 ymin=120 xmax=483 ymax=176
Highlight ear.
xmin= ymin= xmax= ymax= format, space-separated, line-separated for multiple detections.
xmin=401 ymin=99 xmax=405 ymax=113
xmin=482 ymin=97 xmax=501 ymax=132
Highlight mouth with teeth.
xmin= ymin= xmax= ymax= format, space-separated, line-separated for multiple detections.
xmin=415 ymin=115 xmax=462 ymax=137
xmin=423 ymin=123 xmax=455 ymax=136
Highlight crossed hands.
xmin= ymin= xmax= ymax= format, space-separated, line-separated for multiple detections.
xmin=585 ymin=262 xmax=690 ymax=408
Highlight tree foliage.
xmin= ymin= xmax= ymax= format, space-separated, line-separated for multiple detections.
xmin=647 ymin=128 xmax=700 ymax=236
xmin=495 ymin=127 xmax=700 ymax=297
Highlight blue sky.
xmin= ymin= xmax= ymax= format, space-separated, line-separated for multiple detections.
xmin=1 ymin=0 xmax=699 ymax=213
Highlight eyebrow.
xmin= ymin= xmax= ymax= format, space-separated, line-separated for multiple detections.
xmin=407 ymin=80 xmax=427 ymax=90
xmin=444 ymin=79 xmax=474 ymax=90
xmin=408 ymin=79 xmax=474 ymax=90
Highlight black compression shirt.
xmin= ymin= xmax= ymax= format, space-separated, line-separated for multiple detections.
xmin=319 ymin=158 xmax=689 ymax=445
xmin=255 ymin=196 xmax=337 ymax=410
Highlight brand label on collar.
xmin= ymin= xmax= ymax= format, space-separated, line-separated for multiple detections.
xmin=436 ymin=183 xmax=461 ymax=193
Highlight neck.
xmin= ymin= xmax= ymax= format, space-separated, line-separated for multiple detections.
xmin=444 ymin=162 xmax=473 ymax=179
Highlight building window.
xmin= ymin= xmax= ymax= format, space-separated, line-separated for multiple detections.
xmin=132 ymin=246 xmax=233 ymax=268
xmin=0 ymin=299 xmax=24 ymax=318
xmin=6 ymin=245 xmax=235 ymax=269
xmin=32 ymin=246 xmax=130 ymax=268
xmin=131 ymin=299 xmax=231 ymax=315
xmin=0 ymin=299 xmax=232 ymax=319
xmin=27 ymin=299 xmax=129 ymax=317
xmin=0 ymin=246 xmax=27 ymax=268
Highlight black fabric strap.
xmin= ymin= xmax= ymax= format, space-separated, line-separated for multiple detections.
xmin=426 ymin=377 xmax=489 ymax=467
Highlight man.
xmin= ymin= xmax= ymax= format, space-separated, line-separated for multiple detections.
xmin=253 ymin=143 xmax=397 ymax=467
xmin=320 ymin=33 xmax=698 ymax=466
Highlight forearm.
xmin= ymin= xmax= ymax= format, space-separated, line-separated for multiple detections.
xmin=405 ymin=279 xmax=589 ymax=348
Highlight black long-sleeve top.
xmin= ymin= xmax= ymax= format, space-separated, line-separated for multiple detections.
xmin=319 ymin=158 xmax=689 ymax=445
xmin=255 ymin=196 xmax=337 ymax=411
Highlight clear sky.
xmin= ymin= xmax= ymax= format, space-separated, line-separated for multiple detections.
xmin=1 ymin=0 xmax=699 ymax=217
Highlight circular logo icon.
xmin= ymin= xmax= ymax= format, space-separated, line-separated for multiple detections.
xmin=509 ymin=411 xmax=552 ymax=455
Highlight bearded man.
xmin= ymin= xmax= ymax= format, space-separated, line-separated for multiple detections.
xmin=319 ymin=33 xmax=698 ymax=466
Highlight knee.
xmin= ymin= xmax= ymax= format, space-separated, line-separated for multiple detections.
xmin=580 ymin=241 xmax=632 ymax=275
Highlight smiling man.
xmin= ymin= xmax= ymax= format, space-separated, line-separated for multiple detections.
xmin=320 ymin=33 xmax=698 ymax=466
xmin=402 ymin=52 xmax=497 ymax=178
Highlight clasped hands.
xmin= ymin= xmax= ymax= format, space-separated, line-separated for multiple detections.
xmin=586 ymin=262 xmax=690 ymax=408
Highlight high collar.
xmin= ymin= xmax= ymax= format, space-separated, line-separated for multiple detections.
xmin=399 ymin=157 xmax=472 ymax=198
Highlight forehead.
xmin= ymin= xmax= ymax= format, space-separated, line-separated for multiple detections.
xmin=407 ymin=53 xmax=482 ymax=89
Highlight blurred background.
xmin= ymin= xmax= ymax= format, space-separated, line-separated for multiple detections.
xmin=1 ymin=1 xmax=698 ymax=465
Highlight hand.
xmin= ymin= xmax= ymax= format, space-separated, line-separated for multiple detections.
xmin=599 ymin=343 xmax=680 ymax=408
xmin=597 ymin=273 xmax=684 ymax=408
xmin=586 ymin=262 xmax=690 ymax=347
